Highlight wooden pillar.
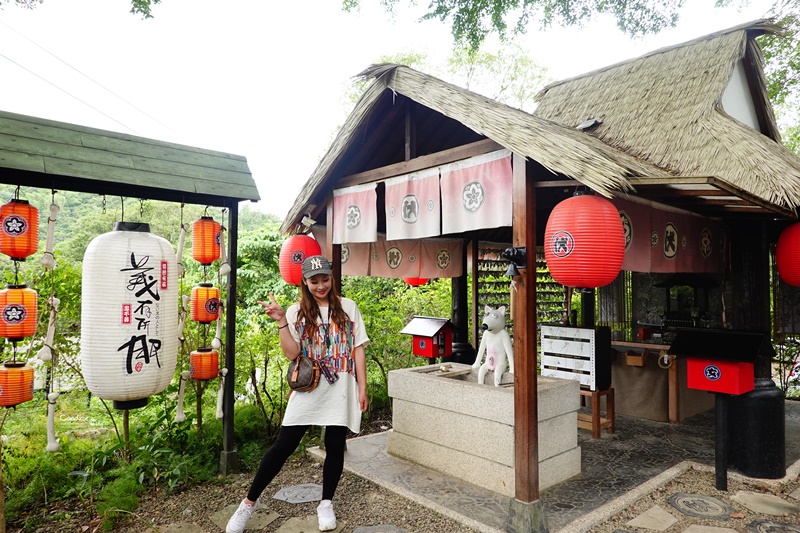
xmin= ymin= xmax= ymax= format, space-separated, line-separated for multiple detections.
xmin=325 ymin=201 xmax=342 ymax=282
xmin=512 ymin=153 xmax=539 ymax=501
xmin=220 ymin=200 xmax=239 ymax=475
xmin=506 ymin=153 xmax=548 ymax=532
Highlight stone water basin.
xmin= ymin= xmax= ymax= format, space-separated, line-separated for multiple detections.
xmin=387 ymin=362 xmax=581 ymax=497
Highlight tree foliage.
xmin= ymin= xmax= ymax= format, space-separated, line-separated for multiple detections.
xmin=0 ymin=0 xmax=161 ymax=18
xmin=344 ymin=0 xmax=688 ymax=50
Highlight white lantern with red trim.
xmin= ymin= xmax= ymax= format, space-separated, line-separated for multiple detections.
xmin=80 ymin=222 xmax=178 ymax=410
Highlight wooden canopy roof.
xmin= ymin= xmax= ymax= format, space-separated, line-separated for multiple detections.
xmin=0 ymin=110 xmax=259 ymax=206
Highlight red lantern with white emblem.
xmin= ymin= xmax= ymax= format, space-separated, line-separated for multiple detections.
xmin=777 ymin=222 xmax=800 ymax=286
xmin=544 ymin=192 xmax=625 ymax=289
xmin=191 ymin=283 xmax=220 ymax=324
xmin=279 ymin=234 xmax=321 ymax=285
xmin=0 ymin=284 xmax=37 ymax=341
xmin=0 ymin=199 xmax=39 ymax=261
xmin=192 ymin=216 xmax=221 ymax=266
xmin=403 ymin=277 xmax=429 ymax=286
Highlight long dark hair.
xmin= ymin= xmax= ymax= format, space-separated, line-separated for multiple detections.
xmin=295 ymin=277 xmax=350 ymax=339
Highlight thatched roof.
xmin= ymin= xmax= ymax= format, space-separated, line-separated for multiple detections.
xmin=283 ymin=19 xmax=800 ymax=233
xmin=534 ymin=19 xmax=800 ymax=213
xmin=281 ymin=64 xmax=671 ymax=233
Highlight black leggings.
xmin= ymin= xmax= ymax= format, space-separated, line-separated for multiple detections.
xmin=246 ymin=425 xmax=347 ymax=502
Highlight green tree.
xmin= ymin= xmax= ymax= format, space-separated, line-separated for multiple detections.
xmin=0 ymin=0 xmax=162 ymax=18
xmin=343 ymin=0 xmax=689 ymax=50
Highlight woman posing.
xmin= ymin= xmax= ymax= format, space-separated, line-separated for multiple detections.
xmin=226 ymin=255 xmax=369 ymax=532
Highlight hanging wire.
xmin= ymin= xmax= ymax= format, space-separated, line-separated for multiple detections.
xmin=139 ymin=199 xmax=144 ymax=219
xmin=120 ymin=197 xmax=125 ymax=222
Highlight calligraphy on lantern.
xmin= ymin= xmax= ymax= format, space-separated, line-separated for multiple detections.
xmin=117 ymin=252 xmax=168 ymax=374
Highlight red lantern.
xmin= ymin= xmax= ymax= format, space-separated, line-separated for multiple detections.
xmin=279 ymin=234 xmax=321 ymax=285
xmin=403 ymin=277 xmax=429 ymax=286
xmin=190 ymin=347 xmax=219 ymax=381
xmin=192 ymin=216 xmax=221 ymax=265
xmin=0 ymin=199 xmax=39 ymax=261
xmin=0 ymin=361 xmax=34 ymax=407
xmin=544 ymin=193 xmax=625 ymax=289
xmin=191 ymin=284 xmax=220 ymax=323
xmin=777 ymin=222 xmax=800 ymax=286
xmin=0 ymin=284 xmax=38 ymax=341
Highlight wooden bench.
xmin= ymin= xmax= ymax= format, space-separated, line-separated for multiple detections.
xmin=578 ymin=387 xmax=615 ymax=439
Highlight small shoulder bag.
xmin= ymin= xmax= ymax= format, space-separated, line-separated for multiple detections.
xmin=286 ymin=355 xmax=321 ymax=392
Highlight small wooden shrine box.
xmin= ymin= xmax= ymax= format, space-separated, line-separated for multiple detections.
xmin=400 ymin=316 xmax=454 ymax=358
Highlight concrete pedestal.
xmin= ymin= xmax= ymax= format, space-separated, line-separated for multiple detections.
xmin=387 ymin=363 xmax=581 ymax=497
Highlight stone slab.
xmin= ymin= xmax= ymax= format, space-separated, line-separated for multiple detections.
xmin=746 ymin=519 xmax=800 ymax=532
xmin=625 ymin=505 xmax=678 ymax=531
xmin=157 ymin=524 xmax=205 ymax=533
xmin=387 ymin=429 xmax=580 ymax=497
xmin=682 ymin=526 xmax=738 ymax=533
xmin=210 ymin=504 xmax=279 ymax=531
xmin=731 ymin=491 xmax=800 ymax=516
xmin=276 ymin=515 xmax=343 ymax=532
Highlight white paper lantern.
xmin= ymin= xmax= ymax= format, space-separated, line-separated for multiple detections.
xmin=80 ymin=222 xmax=178 ymax=409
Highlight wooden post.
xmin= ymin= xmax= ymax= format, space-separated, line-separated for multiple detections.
xmin=220 ymin=201 xmax=240 ymax=474
xmin=512 ymin=153 xmax=539 ymax=501
xmin=506 ymin=154 xmax=548 ymax=532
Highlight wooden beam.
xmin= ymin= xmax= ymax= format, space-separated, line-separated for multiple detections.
xmin=512 ymin=151 xmax=540 ymax=502
xmin=338 ymin=139 xmax=503 ymax=187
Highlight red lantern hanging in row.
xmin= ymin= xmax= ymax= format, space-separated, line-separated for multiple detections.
xmin=191 ymin=283 xmax=220 ymax=324
xmin=190 ymin=347 xmax=219 ymax=381
xmin=403 ymin=277 xmax=429 ymax=287
xmin=544 ymin=192 xmax=625 ymax=289
xmin=192 ymin=216 xmax=221 ymax=266
xmin=279 ymin=234 xmax=321 ymax=285
xmin=0 ymin=361 xmax=34 ymax=407
xmin=777 ymin=222 xmax=800 ymax=287
xmin=0 ymin=199 xmax=39 ymax=261
xmin=0 ymin=284 xmax=38 ymax=341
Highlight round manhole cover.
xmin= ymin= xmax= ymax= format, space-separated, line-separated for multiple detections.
xmin=667 ymin=492 xmax=735 ymax=519
xmin=272 ymin=483 xmax=322 ymax=503
xmin=747 ymin=519 xmax=800 ymax=532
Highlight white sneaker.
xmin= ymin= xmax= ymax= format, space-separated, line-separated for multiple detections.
xmin=226 ymin=499 xmax=259 ymax=533
xmin=316 ymin=499 xmax=337 ymax=531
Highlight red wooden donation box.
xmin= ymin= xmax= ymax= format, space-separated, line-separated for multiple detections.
xmin=686 ymin=358 xmax=754 ymax=395
xmin=669 ymin=328 xmax=770 ymax=396
xmin=399 ymin=316 xmax=454 ymax=358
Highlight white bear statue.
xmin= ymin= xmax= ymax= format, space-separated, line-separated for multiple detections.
xmin=472 ymin=305 xmax=514 ymax=386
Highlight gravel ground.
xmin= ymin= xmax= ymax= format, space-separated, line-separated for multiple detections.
xmin=10 ymin=451 xmax=800 ymax=532
xmin=584 ymin=463 xmax=800 ymax=532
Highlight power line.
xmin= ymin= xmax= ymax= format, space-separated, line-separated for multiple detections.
xmin=0 ymin=19 xmax=183 ymax=139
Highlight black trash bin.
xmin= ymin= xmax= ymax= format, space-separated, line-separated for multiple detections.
xmin=727 ymin=377 xmax=786 ymax=479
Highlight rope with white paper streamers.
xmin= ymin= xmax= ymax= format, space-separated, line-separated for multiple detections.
xmin=174 ymin=370 xmax=191 ymax=423
xmin=40 ymin=203 xmax=59 ymax=269
xmin=212 ymin=300 xmax=224 ymax=349
xmin=37 ymin=296 xmax=60 ymax=362
xmin=175 ymin=222 xmax=189 ymax=277
xmin=46 ymin=392 xmax=60 ymax=452
xmin=219 ymin=224 xmax=231 ymax=276
xmin=178 ymin=295 xmax=189 ymax=343
xmin=216 ymin=368 xmax=227 ymax=419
